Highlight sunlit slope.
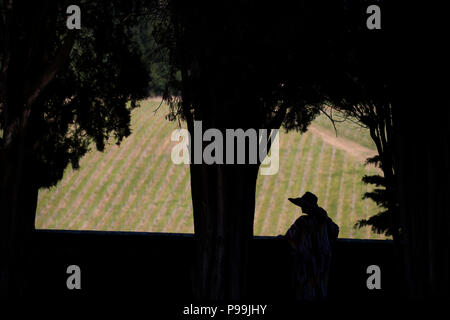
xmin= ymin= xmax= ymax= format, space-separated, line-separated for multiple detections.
xmin=36 ymin=100 xmax=385 ymax=239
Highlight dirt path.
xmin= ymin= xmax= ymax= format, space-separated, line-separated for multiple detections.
xmin=308 ymin=124 xmax=377 ymax=163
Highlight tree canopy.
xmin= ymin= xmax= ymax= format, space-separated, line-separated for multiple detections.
xmin=0 ymin=0 xmax=153 ymax=189
xmin=0 ymin=0 xmax=153 ymax=295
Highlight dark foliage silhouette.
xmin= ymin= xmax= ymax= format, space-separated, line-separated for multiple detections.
xmin=0 ymin=0 xmax=152 ymax=295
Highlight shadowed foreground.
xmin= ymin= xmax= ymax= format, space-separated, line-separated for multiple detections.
xmin=29 ymin=230 xmax=397 ymax=300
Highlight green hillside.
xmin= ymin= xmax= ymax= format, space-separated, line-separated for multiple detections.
xmin=313 ymin=112 xmax=377 ymax=150
xmin=35 ymin=99 xmax=386 ymax=239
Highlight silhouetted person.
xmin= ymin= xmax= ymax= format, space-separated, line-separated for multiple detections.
xmin=281 ymin=191 xmax=339 ymax=300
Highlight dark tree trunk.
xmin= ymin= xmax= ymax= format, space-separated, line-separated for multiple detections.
xmin=190 ymin=160 xmax=259 ymax=300
xmin=185 ymin=88 xmax=262 ymax=299
xmin=395 ymin=105 xmax=450 ymax=298
xmin=0 ymin=107 xmax=38 ymax=297
xmin=0 ymin=2 xmax=74 ymax=296
xmin=171 ymin=1 xmax=288 ymax=300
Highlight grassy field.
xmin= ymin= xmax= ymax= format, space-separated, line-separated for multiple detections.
xmin=35 ymin=100 xmax=386 ymax=239
xmin=313 ymin=110 xmax=376 ymax=150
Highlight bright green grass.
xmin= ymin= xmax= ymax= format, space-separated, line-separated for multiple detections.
xmin=35 ymin=100 xmax=387 ymax=239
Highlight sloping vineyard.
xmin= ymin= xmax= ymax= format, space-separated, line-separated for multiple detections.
xmin=35 ymin=100 xmax=386 ymax=239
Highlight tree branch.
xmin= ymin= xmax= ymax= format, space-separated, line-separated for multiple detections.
xmin=25 ymin=31 xmax=75 ymax=107
xmin=319 ymin=106 xmax=339 ymax=136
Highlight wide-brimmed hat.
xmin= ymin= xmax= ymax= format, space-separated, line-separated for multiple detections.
xmin=288 ymin=191 xmax=318 ymax=209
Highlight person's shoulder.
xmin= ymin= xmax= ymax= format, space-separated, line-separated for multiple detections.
xmin=316 ymin=207 xmax=328 ymax=216
xmin=292 ymin=215 xmax=308 ymax=226
xmin=294 ymin=214 xmax=315 ymax=228
xmin=317 ymin=207 xmax=336 ymax=222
